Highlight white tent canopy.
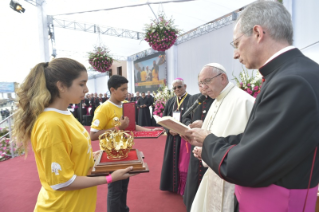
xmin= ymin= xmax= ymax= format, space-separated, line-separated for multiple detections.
xmin=0 ymin=0 xmax=318 ymax=85
xmin=47 ymin=0 xmax=255 ymax=61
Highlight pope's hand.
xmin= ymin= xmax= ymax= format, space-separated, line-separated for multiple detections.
xmin=119 ymin=116 xmax=129 ymax=130
xmin=193 ymin=146 xmax=202 ymax=160
xmin=189 ymin=120 xmax=203 ymax=129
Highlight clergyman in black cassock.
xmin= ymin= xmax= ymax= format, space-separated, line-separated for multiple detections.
xmin=187 ymin=2 xmax=319 ymax=211
xmin=146 ymin=91 xmax=156 ymax=126
xmin=182 ymin=94 xmax=214 ymax=212
xmin=137 ymin=93 xmax=152 ymax=126
xmin=133 ymin=93 xmax=140 ymax=124
xmin=160 ymin=79 xmax=191 ymax=193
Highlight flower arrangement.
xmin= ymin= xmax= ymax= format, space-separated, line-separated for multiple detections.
xmin=144 ymin=14 xmax=179 ymax=52
xmin=153 ymin=86 xmax=174 ymax=117
xmin=0 ymin=128 xmax=23 ymax=162
xmin=88 ymin=46 xmax=113 ymax=73
xmin=233 ymin=68 xmax=262 ymax=98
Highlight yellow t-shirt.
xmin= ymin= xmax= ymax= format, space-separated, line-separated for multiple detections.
xmin=152 ymin=69 xmax=159 ymax=81
xmin=31 ymin=108 xmax=96 ymax=212
xmin=141 ymin=71 xmax=147 ymax=82
xmin=91 ymin=100 xmax=126 ymax=132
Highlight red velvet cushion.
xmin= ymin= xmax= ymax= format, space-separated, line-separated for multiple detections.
xmin=100 ymin=149 xmax=138 ymax=163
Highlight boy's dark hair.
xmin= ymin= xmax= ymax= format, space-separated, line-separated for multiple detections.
xmin=108 ymin=75 xmax=129 ymax=93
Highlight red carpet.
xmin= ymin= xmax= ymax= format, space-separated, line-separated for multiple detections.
xmin=0 ymin=126 xmax=186 ymax=212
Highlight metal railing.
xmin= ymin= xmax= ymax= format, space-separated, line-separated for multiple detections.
xmin=0 ymin=113 xmax=15 ymax=158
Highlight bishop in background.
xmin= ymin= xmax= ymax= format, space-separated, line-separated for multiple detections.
xmin=160 ymin=78 xmax=192 ymax=194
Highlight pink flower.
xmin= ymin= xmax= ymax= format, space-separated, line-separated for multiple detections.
xmin=246 ymin=88 xmax=252 ymax=95
xmin=160 ymin=113 xmax=163 ymax=117
xmin=253 ymin=92 xmax=258 ymax=98
xmin=254 ymin=86 xmax=259 ymax=91
xmin=247 ymin=83 xmax=251 ymax=87
xmin=3 ymin=147 xmax=6 ymax=150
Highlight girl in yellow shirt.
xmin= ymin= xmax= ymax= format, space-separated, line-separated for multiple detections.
xmin=13 ymin=58 xmax=135 ymax=212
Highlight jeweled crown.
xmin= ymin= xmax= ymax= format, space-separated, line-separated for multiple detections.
xmin=99 ymin=117 xmax=134 ymax=160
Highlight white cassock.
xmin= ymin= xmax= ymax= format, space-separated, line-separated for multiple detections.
xmin=191 ymin=82 xmax=254 ymax=212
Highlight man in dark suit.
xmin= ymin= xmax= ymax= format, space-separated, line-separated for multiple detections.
xmin=133 ymin=92 xmax=140 ymax=124
xmin=90 ymin=93 xmax=100 ymax=116
xmin=185 ymin=1 xmax=319 ymax=211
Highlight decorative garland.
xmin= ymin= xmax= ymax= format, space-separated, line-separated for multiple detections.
xmin=144 ymin=14 xmax=179 ymax=52
xmin=88 ymin=46 xmax=113 ymax=73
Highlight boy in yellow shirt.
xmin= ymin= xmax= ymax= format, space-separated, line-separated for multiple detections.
xmin=90 ymin=75 xmax=161 ymax=212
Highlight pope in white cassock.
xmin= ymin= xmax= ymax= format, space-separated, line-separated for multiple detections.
xmin=187 ymin=63 xmax=254 ymax=212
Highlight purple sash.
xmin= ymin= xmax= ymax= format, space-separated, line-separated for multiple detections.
xmin=235 ymin=184 xmax=318 ymax=212
xmin=177 ymin=138 xmax=191 ymax=195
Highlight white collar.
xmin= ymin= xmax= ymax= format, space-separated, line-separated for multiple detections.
xmin=220 ymin=82 xmax=232 ymax=94
xmin=178 ymin=92 xmax=187 ymax=99
xmin=107 ymin=100 xmax=122 ymax=108
xmin=264 ymin=46 xmax=296 ymax=66
xmin=44 ymin=108 xmax=71 ymax=115
xmin=216 ymin=82 xmax=234 ymax=101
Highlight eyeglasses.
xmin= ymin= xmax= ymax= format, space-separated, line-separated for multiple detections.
xmin=230 ymin=34 xmax=245 ymax=49
xmin=173 ymin=85 xmax=183 ymax=90
xmin=198 ymin=73 xmax=222 ymax=86
xmin=230 ymin=30 xmax=265 ymax=49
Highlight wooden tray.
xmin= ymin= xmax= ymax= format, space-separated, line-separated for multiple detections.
xmin=87 ymin=149 xmax=149 ymax=176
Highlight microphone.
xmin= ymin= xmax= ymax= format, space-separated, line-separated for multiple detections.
xmin=182 ymin=94 xmax=206 ymax=118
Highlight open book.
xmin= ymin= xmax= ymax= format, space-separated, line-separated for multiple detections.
xmin=153 ymin=115 xmax=190 ymax=136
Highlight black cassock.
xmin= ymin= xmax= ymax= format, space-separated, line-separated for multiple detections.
xmin=182 ymin=94 xmax=214 ymax=212
xmin=133 ymin=96 xmax=140 ymax=124
xmin=89 ymin=97 xmax=100 ymax=116
xmin=137 ymin=97 xmax=151 ymax=126
xmin=102 ymin=97 xmax=108 ymax=103
xmin=160 ymin=93 xmax=191 ymax=193
xmin=201 ymin=49 xmax=319 ymax=211
xmin=146 ymin=95 xmax=156 ymax=126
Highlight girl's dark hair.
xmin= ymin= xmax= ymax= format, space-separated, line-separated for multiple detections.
xmin=13 ymin=58 xmax=87 ymax=155
xmin=45 ymin=58 xmax=87 ymax=103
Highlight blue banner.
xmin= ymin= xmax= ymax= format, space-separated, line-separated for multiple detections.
xmin=0 ymin=82 xmax=15 ymax=93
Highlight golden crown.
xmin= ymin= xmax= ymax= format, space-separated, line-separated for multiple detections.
xmin=99 ymin=117 xmax=134 ymax=160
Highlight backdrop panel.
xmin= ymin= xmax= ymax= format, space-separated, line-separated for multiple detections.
xmin=176 ymin=23 xmax=244 ymax=95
